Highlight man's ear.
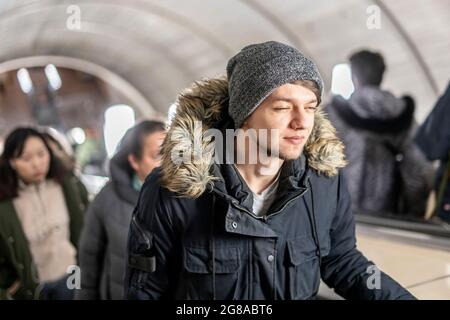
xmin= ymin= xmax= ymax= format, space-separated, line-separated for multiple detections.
xmin=127 ymin=154 xmax=139 ymax=172
xmin=9 ymin=160 xmax=16 ymax=170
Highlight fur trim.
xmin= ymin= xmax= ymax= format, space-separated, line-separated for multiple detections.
xmin=160 ymin=78 xmax=346 ymax=198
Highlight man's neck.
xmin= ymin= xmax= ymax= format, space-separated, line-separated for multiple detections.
xmin=234 ymin=158 xmax=283 ymax=195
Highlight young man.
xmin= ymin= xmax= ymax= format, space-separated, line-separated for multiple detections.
xmin=125 ymin=41 xmax=414 ymax=300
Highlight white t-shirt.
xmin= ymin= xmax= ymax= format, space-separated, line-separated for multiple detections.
xmin=251 ymin=172 xmax=281 ymax=217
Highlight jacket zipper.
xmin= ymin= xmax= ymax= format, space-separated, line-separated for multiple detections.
xmin=263 ymin=188 xmax=308 ymax=222
xmin=214 ymin=188 xmax=308 ymax=222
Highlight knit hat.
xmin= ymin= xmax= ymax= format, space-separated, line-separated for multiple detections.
xmin=226 ymin=41 xmax=323 ymax=128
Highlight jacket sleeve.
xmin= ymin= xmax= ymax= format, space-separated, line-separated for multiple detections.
xmin=66 ymin=174 xmax=89 ymax=250
xmin=124 ymin=178 xmax=178 ymax=300
xmin=415 ymin=81 xmax=450 ymax=160
xmin=74 ymin=194 xmax=107 ymax=300
xmin=320 ymin=172 xmax=416 ymax=300
xmin=400 ymin=133 xmax=434 ymax=216
xmin=76 ymin=176 xmax=90 ymax=209
xmin=0 ymin=232 xmax=17 ymax=300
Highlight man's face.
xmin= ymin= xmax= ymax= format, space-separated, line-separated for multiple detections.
xmin=241 ymin=83 xmax=317 ymax=160
xmin=128 ymin=131 xmax=166 ymax=182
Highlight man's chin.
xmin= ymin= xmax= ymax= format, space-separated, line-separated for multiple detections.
xmin=264 ymin=144 xmax=304 ymax=161
xmin=279 ymin=149 xmax=303 ymax=161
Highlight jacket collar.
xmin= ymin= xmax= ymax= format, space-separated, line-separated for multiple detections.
xmin=210 ymin=153 xmax=309 ymax=215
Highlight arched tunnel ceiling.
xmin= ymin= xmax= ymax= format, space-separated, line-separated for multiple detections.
xmin=1 ymin=0 xmax=449 ymax=121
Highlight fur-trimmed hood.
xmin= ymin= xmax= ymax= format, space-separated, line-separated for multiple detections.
xmin=160 ymin=78 xmax=346 ymax=198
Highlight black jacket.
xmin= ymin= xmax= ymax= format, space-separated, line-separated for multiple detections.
xmin=416 ymin=81 xmax=450 ymax=161
xmin=415 ymin=81 xmax=450 ymax=221
xmin=125 ymin=78 xmax=415 ymax=300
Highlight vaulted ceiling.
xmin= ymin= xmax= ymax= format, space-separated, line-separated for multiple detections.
xmin=1 ymin=0 xmax=449 ymax=121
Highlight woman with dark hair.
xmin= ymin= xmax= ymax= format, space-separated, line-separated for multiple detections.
xmin=75 ymin=120 xmax=165 ymax=300
xmin=0 ymin=127 xmax=88 ymax=300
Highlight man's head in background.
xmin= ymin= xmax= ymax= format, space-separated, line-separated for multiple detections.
xmin=117 ymin=120 xmax=166 ymax=182
xmin=349 ymin=50 xmax=386 ymax=89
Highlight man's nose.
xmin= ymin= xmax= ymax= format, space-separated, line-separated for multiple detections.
xmin=289 ymin=108 xmax=308 ymax=130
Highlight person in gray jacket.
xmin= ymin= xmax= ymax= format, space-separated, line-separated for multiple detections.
xmin=327 ymin=50 xmax=433 ymax=218
xmin=75 ymin=120 xmax=165 ymax=299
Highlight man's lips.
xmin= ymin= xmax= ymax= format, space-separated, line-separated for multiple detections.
xmin=283 ymin=136 xmax=305 ymax=145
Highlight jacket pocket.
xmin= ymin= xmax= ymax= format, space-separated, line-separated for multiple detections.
xmin=286 ymin=235 xmax=329 ymax=300
xmin=182 ymin=246 xmax=240 ymax=299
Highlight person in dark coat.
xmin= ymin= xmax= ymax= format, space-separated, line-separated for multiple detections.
xmin=415 ymin=81 xmax=450 ymax=223
xmin=75 ymin=121 xmax=165 ymax=299
xmin=326 ymin=50 xmax=433 ymax=217
xmin=125 ymin=41 xmax=414 ymax=300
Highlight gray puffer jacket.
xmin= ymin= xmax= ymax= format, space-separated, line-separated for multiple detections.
xmin=75 ymin=154 xmax=138 ymax=299
xmin=326 ymin=87 xmax=434 ymax=217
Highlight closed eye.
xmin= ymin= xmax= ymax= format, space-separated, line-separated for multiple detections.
xmin=305 ymin=104 xmax=318 ymax=111
xmin=273 ymin=106 xmax=291 ymax=111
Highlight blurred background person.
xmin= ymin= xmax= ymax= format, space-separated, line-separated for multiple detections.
xmin=0 ymin=127 xmax=88 ymax=300
xmin=29 ymin=87 xmax=61 ymax=129
xmin=327 ymin=50 xmax=434 ymax=218
xmin=75 ymin=126 xmax=106 ymax=176
xmin=415 ymin=81 xmax=450 ymax=224
xmin=41 ymin=128 xmax=77 ymax=174
xmin=75 ymin=120 xmax=165 ymax=300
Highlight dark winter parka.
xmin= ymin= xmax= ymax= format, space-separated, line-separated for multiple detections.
xmin=125 ymin=78 xmax=414 ymax=300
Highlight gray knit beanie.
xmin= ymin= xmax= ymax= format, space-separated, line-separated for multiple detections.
xmin=226 ymin=41 xmax=323 ymax=128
